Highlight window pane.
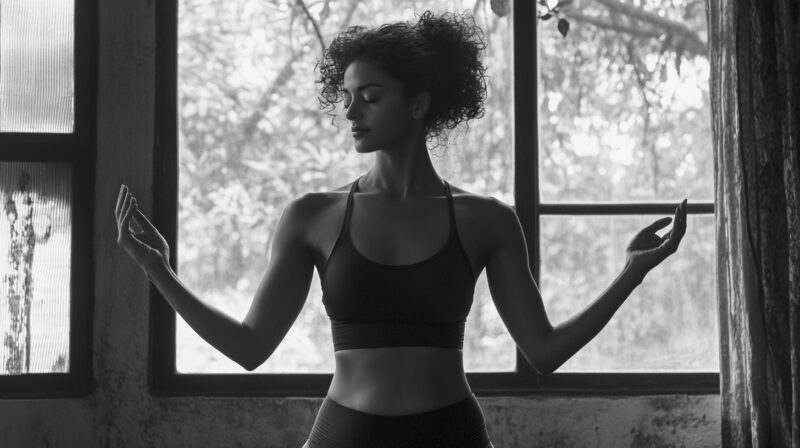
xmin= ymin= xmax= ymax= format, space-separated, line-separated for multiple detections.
xmin=464 ymin=270 xmax=515 ymax=372
xmin=0 ymin=162 xmax=71 ymax=374
xmin=539 ymin=214 xmax=717 ymax=372
xmin=176 ymin=0 xmax=514 ymax=373
xmin=0 ymin=0 xmax=74 ymax=133
xmin=537 ymin=1 xmax=711 ymax=203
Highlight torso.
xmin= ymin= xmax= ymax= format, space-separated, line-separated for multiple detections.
xmin=304 ymin=178 xmax=496 ymax=416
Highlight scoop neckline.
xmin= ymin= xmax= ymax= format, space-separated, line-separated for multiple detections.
xmin=347 ymin=176 xmax=453 ymax=269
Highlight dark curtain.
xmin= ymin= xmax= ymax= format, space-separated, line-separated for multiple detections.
xmin=708 ymin=0 xmax=800 ymax=446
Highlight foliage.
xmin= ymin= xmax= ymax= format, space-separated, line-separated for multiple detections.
xmin=174 ymin=0 xmax=716 ymax=373
xmin=2 ymin=170 xmax=53 ymax=374
xmin=538 ymin=0 xmax=572 ymax=38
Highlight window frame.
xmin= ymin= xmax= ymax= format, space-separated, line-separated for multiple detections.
xmin=151 ymin=0 xmax=718 ymax=397
xmin=0 ymin=0 xmax=97 ymax=398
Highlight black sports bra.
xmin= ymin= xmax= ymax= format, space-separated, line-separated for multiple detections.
xmin=320 ymin=175 xmax=477 ymax=351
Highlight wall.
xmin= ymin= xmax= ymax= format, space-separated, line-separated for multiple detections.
xmin=0 ymin=0 xmax=721 ymax=446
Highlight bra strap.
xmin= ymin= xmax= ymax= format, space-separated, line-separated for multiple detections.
xmin=444 ymin=180 xmax=456 ymax=237
xmin=343 ymin=175 xmax=363 ymax=235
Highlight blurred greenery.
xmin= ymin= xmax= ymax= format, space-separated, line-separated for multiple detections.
xmin=173 ymin=0 xmax=716 ymax=374
xmin=1 ymin=163 xmax=72 ymax=375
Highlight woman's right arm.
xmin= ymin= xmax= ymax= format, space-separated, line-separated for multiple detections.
xmin=143 ymin=195 xmax=315 ymax=371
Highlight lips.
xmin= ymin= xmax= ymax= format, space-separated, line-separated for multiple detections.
xmin=351 ymin=127 xmax=370 ymax=140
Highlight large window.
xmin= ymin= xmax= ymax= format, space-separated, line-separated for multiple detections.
xmin=535 ymin=0 xmax=716 ymax=373
xmin=0 ymin=0 xmax=95 ymax=397
xmin=153 ymin=0 xmax=717 ymax=395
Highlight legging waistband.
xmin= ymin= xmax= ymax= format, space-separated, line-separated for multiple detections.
xmin=306 ymin=393 xmax=492 ymax=447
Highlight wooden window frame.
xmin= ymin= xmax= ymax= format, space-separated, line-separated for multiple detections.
xmin=0 ymin=0 xmax=97 ymax=398
xmin=151 ymin=0 xmax=718 ymax=397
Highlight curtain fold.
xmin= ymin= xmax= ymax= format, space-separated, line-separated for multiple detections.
xmin=709 ymin=0 xmax=800 ymax=446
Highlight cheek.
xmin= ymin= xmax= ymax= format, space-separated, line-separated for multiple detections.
xmin=373 ymin=103 xmax=412 ymax=132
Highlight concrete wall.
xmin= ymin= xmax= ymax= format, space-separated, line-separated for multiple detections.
xmin=0 ymin=1 xmax=721 ymax=447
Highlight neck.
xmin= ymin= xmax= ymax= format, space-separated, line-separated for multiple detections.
xmin=362 ymin=132 xmax=443 ymax=200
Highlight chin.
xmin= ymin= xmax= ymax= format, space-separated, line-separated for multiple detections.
xmin=353 ymin=139 xmax=378 ymax=153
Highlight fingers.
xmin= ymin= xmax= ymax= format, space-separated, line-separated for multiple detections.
xmin=667 ymin=199 xmax=688 ymax=250
xmin=645 ymin=216 xmax=672 ymax=232
xmin=119 ymin=188 xmax=131 ymax=225
xmin=676 ymin=199 xmax=688 ymax=234
xmin=122 ymin=194 xmax=136 ymax=234
xmin=127 ymin=198 xmax=137 ymax=223
xmin=116 ymin=185 xmax=141 ymax=235
xmin=134 ymin=208 xmax=157 ymax=231
xmin=116 ymin=184 xmax=132 ymax=220
xmin=116 ymin=184 xmax=125 ymax=219
xmin=116 ymin=184 xmax=123 ymax=217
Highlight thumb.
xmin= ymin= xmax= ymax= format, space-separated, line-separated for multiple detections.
xmin=645 ymin=217 xmax=672 ymax=232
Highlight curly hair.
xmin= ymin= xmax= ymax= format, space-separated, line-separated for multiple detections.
xmin=314 ymin=10 xmax=488 ymax=144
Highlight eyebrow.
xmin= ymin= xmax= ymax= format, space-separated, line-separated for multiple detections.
xmin=342 ymin=83 xmax=384 ymax=93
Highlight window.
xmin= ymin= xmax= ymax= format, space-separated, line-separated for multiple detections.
xmin=535 ymin=0 xmax=717 ymax=374
xmin=0 ymin=0 xmax=96 ymax=397
xmin=153 ymin=0 xmax=717 ymax=395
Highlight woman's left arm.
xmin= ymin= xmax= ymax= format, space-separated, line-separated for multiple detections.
xmin=485 ymin=198 xmax=687 ymax=375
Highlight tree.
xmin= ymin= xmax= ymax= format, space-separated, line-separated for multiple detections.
xmin=3 ymin=170 xmax=54 ymax=374
xmin=174 ymin=0 xmax=714 ymax=373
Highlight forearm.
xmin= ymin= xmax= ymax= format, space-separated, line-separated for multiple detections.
xmin=143 ymin=259 xmax=257 ymax=371
xmin=542 ymin=262 xmax=646 ymax=374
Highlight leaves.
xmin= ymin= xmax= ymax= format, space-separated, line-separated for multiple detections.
xmin=557 ymin=18 xmax=570 ymax=38
xmin=538 ymin=0 xmax=570 ymax=38
xmin=173 ymin=0 xmax=713 ymax=373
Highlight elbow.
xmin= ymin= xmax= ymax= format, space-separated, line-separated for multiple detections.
xmin=239 ymin=324 xmax=266 ymax=371
xmin=537 ymin=363 xmax=558 ymax=376
xmin=523 ymin=344 xmax=557 ymax=375
xmin=241 ymin=360 xmax=257 ymax=372
xmin=532 ymin=358 xmax=556 ymax=376
xmin=241 ymin=354 xmax=265 ymax=372
xmin=522 ymin=338 xmax=558 ymax=375
xmin=521 ymin=349 xmax=555 ymax=375
xmin=241 ymin=347 xmax=269 ymax=371
xmin=239 ymin=338 xmax=266 ymax=371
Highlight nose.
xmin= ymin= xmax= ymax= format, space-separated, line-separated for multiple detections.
xmin=344 ymin=98 xmax=361 ymax=121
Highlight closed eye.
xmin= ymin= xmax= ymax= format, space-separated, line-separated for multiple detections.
xmin=343 ymin=98 xmax=378 ymax=109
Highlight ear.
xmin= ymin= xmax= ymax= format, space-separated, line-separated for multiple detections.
xmin=410 ymin=91 xmax=430 ymax=120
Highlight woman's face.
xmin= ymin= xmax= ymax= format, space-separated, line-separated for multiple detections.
xmin=342 ymin=59 xmax=423 ymax=153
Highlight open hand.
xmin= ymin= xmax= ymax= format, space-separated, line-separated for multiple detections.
xmin=115 ymin=184 xmax=170 ymax=273
xmin=625 ymin=199 xmax=688 ymax=278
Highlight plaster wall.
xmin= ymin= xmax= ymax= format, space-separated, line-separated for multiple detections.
xmin=0 ymin=1 xmax=722 ymax=447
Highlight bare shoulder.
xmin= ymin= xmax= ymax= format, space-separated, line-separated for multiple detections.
xmin=284 ymin=181 xmax=354 ymax=245
xmin=447 ymin=183 xmax=502 ymax=206
xmin=446 ymin=183 xmax=518 ymax=246
xmin=287 ymin=181 xmax=353 ymax=215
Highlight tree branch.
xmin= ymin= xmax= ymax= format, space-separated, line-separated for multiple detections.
xmin=294 ymin=0 xmax=326 ymax=53
xmin=563 ymin=0 xmax=706 ymax=57
xmin=241 ymin=0 xmax=363 ymax=139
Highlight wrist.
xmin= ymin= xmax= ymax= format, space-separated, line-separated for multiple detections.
xmin=622 ymin=262 xmax=647 ymax=285
xmin=143 ymin=256 xmax=172 ymax=279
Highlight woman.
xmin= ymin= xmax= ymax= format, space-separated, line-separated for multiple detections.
xmin=115 ymin=10 xmax=687 ymax=448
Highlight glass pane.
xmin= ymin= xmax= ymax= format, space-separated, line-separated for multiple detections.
xmin=176 ymin=0 xmax=514 ymax=373
xmin=539 ymin=214 xmax=717 ymax=372
xmin=537 ymin=1 xmax=712 ymax=203
xmin=464 ymin=270 xmax=515 ymax=372
xmin=0 ymin=0 xmax=74 ymax=133
xmin=0 ymin=162 xmax=71 ymax=374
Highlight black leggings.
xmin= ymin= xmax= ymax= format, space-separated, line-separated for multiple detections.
xmin=305 ymin=393 xmax=494 ymax=447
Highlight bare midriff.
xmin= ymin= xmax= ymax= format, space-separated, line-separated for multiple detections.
xmin=327 ymin=346 xmax=472 ymax=416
